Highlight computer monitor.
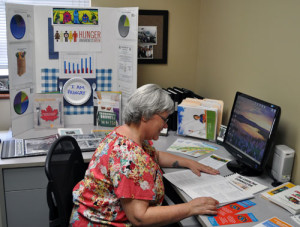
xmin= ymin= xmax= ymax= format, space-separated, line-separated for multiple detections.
xmin=223 ymin=92 xmax=281 ymax=176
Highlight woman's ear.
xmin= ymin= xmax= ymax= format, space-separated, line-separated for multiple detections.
xmin=141 ymin=116 xmax=147 ymax=122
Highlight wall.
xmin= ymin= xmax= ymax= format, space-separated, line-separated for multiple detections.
xmin=197 ymin=0 xmax=300 ymax=184
xmin=92 ymin=0 xmax=201 ymax=89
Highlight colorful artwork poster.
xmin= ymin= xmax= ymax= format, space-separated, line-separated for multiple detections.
xmin=53 ymin=8 xmax=98 ymax=25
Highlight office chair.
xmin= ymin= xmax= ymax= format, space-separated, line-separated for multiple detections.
xmin=45 ymin=136 xmax=86 ymax=227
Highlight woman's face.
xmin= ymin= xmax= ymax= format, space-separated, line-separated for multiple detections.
xmin=144 ymin=111 xmax=169 ymax=141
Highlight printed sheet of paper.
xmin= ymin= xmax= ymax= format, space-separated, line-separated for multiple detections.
xmin=167 ymin=138 xmax=217 ymax=157
xmin=198 ymin=154 xmax=231 ymax=169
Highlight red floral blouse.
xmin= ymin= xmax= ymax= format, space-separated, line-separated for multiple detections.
xmin=70 ymin=129 xmax=164 ymax=226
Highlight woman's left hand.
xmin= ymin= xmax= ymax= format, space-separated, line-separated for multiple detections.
xmin=186 ymin=159 xmax=219 ymax=176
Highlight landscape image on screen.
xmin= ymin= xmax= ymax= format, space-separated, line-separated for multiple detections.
xmin=226 ymin=96 xmax=276 ymax=163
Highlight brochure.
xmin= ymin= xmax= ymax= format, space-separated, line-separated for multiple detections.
xmin=94 ymin=91 xmax=121 ymax=127
xmin=260 ymin=182 xmax=295 ymax=200
xmin=253 ymin=217 xmax=293 ymax=227
xmin=225 ymin=172 xmax=268 ymax=195
xmin=167 ymin=138 xmax=217 ymax=158
xmin=208 ymin=213 xmax=258 ymax=226
xmin=198 ymin=154 xmax=231 ymax=169
xmin=269 ymin=185 xmax=300 ymax=214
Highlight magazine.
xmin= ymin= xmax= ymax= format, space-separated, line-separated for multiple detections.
xmin=164 ymin=170 xmax=253 ymax=206
xmin=261 ymin=182 xmax=295 ymax=200
xmin=269 ymin=185 xmax=300 ymax=214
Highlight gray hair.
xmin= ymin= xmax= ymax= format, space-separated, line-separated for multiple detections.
xmin=123 ymin=84 xmax=174 ymax=124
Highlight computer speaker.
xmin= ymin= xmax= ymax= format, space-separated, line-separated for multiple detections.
xmin=271 ymin=145 xmax=295 ymax=183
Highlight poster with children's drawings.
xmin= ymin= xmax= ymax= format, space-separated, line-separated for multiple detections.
xmin=6 ymin=3 xmax=138 ymax=136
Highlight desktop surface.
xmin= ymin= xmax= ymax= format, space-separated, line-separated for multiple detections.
xmin=153 ymin=131 xmax=294 ymax=227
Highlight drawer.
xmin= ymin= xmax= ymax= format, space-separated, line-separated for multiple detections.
xmin=3 ymin=167 xmax=48 ymax=191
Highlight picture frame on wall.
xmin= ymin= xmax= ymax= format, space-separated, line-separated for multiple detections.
xmin=138 ymin=10 xmax=168 ymax=64
xmin=0 ymin=75 xmax=9 ymax=99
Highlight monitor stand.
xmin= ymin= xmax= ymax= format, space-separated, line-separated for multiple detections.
xmin=226 ymin=160 xmax=262 ymax=176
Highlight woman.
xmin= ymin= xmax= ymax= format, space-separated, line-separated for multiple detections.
xmin=70 ymin=84 xmax=220 ymax=226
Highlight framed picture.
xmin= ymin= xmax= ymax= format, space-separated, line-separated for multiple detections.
xmin=138 ymin=10 xmax=168 ymax=64
xmin=0 ymin=75 xmax=9 ymax=99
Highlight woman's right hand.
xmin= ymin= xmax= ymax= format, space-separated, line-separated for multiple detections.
xmin=188 ymin=197 xmax=219 ymax=216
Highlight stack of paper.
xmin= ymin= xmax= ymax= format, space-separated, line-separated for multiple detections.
xmin=268 ymin=185 xmax=300 ymax=214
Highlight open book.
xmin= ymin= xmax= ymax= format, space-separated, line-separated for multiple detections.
xmin=268 ymin=185 xmax=300 ymax=214
xmin=163 ymin=170 xmax=253 ymax=206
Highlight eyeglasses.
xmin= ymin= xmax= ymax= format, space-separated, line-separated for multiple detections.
xmin=157 ymin=114 xmax=169 ymax=123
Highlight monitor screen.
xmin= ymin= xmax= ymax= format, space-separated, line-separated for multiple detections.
xmin=223 ymin=92 xmax=281 ymax=176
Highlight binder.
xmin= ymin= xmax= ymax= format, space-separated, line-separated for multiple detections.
xmin=180 ymin=87 xmax=204 ymax=99
xmin=167 ymin=88 xmax=180 ymax=131
xmin=173 ymin=87 xmax=188 ymax=100
xmin=162 ymin=88 xmax=174 ymax=130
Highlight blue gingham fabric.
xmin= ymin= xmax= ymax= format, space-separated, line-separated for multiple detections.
xmin=64 ymin=106 xmax=93 ymax=115
xmin=40 ymin=68 xmax=112 ymax=115
xmin=96 ymin=69 xmax=112 ymax=91
xmin=41 ymin=68 xmax=59 ymax=93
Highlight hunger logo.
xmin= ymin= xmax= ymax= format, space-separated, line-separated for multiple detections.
xmin=237 ymin=215 xmax=248 ymax=222
xmin=229 ymin=204 xmax=240 ymax=210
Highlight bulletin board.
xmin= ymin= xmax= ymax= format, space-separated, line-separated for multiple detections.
xmin=6 ymin=3 xmax=138 ymax=136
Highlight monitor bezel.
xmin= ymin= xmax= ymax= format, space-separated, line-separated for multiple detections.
xmin=223 ymin=92 xmax=281 ymax=175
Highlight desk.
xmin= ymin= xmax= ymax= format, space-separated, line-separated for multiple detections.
xmin=153 ymin=131 xmax=294 ymax=227
xmin=0 ymin=130 xmax=295 ymax=227
xmin=0 ymin=128 xmax=95 ymax=227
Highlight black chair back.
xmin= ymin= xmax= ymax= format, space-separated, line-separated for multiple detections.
xmin=45 ymin=136 xmax=86 ymax=227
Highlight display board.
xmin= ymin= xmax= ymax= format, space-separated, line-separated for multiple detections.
xmin=6 ymin=3 xmax=138 ymax=136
